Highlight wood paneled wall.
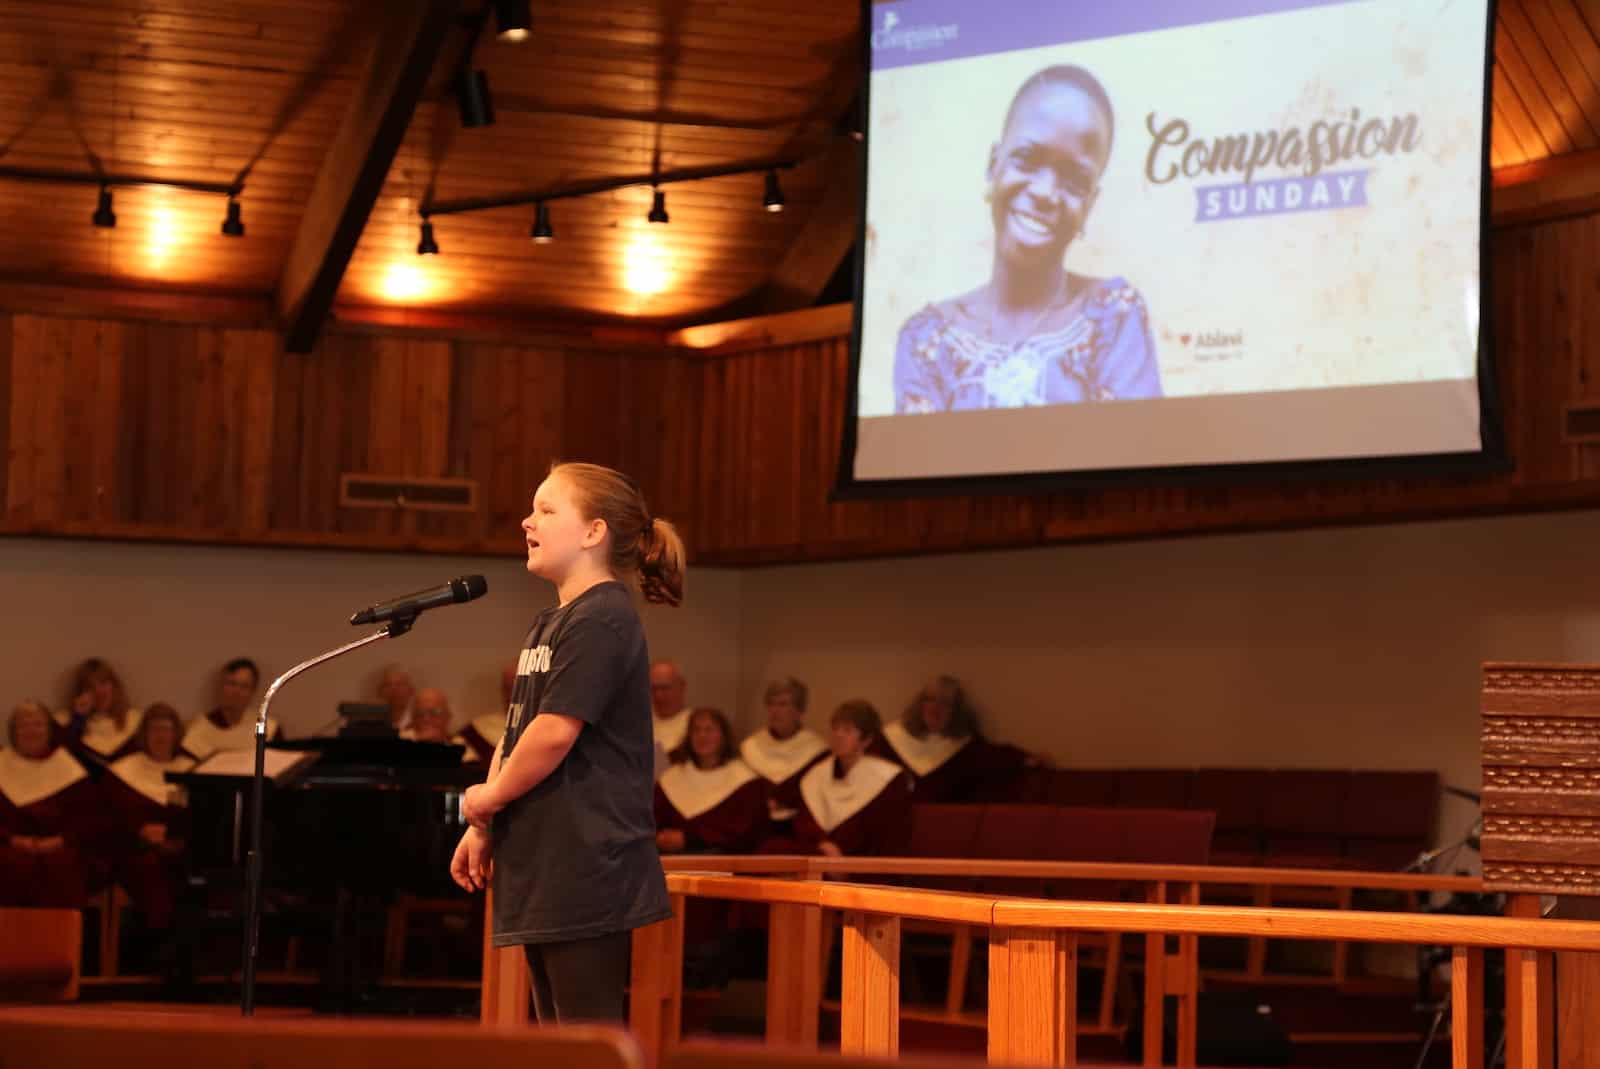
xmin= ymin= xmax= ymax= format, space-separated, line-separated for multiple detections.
xmin=667 ymin=214 xmax=1600 ymax=564
xmin=0 ymin=315 xmax=670 ymax=555
xmin=3 ymin=211 xmax=1600 ymax=566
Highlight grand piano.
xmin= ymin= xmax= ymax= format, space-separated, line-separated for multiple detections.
xmin=169 ymin=727 xmax=484 ymax=1006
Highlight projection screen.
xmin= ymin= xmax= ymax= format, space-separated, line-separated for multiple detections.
xmin=840 ymin=0 xmax=1499 ymax=492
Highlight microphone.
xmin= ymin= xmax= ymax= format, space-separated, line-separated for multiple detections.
xmin=350 ymin=575 xmax=488 ymax=626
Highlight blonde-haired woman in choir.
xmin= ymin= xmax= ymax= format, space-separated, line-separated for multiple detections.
xmin=59 ymin=657 xmax=143 ymax=767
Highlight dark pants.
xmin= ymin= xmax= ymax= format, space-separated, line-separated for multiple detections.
xmin=522 ymin=929 xmax=632 ymax=1023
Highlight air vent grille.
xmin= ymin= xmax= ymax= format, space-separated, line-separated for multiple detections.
xmin=339 ymin=474 xmax=477 ymax=513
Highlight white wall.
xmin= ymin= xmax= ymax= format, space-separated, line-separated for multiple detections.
xmin=736 ymin=509 xmax=1600 ymax=845
xmin=0 ymin=536 xmax=743 ymax=737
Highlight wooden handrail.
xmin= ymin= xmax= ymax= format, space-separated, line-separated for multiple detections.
xmin=661 ymin=854 xmax=1482 ymax=894
xmin=660 ymin=857 xmax=814 ymax=876
xmin=988 ymin=899 xmax=1600 ymax=952
xmin=661 ymin=874 xmax=1600 ymax=951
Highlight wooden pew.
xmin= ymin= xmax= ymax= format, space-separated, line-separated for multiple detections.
xmin=0 ymin=907 xmax=81 ymax=1002
xmin=0 ymin=1007 xmax=641 ymax=1069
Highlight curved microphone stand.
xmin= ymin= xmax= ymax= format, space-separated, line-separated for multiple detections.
xmin=240 ymin=614 xmax=415 ymax=1016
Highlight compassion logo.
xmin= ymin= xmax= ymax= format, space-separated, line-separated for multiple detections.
xmin=872 ymin=8 xmax=959 ymax=53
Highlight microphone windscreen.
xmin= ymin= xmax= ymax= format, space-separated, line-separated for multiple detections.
xmin=460 ymin=574 xmax=489 ymax=601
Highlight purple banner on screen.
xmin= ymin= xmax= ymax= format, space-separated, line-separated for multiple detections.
xmin=1194 ymin=169 xmax=1369 ymax=222
xmin=870 ymin=0 xmax=1364 ymax=71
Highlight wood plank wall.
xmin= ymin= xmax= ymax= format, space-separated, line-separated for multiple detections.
xmin=0 ymin=319 xmax=662 ymax=556
xmin=663 ymin=215 xmax=1600 ymax=563
xmin=3 ymin=213 xmax=1600 ymax=566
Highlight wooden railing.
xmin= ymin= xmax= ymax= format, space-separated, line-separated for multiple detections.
xmin=480 ymin=860 xmax=1593 ymax=1069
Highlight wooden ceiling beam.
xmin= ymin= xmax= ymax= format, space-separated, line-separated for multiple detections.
xmin=1492 ymin=147 xmax=1600 ymax=226
xmin=752 ymin=136 xmax=859 ymax=314
xmin=275 ymin=0 xmax=460 ymax=354
xmin=744 ymin=40 xmax=863 ymax=316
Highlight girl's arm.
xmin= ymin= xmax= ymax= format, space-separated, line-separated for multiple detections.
xmin=463 ymin=714 xmax=582 ymax=824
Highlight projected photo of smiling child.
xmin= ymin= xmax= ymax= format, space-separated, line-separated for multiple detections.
xmin=893 ymin=65 xmax=1162 ymax=413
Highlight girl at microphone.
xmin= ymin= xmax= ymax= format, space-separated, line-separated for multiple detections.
xmin=452 ymin=462 xmax=684 ymax=1024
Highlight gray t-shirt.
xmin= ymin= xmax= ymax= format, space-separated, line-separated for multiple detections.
xmin=490 ymin=581 xmax=670 ymax=946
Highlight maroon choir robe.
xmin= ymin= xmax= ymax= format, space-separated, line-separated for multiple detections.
xmin=55 ymin=707 xmax=145 ymax=768
xmin=181 ymin=708 xmax=280 ymax=762
xmin=738 ymin=727 xmax=828 ymax=829
xmin=0 ymin=746 xmax=103 ymax=908
xmin=102 ymin=751 xmax=195 ymax=929
xmin=764 ymin=755 xmax=912 ymax=857
xmin=868 ymin=720 xmax=1028 ymax=804
xmin=457 ymin=713 xmax=505 ymax=765
xmin=654 ymin=758 xmax=768 ymax=946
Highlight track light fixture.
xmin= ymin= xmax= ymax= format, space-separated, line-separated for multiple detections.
xmin=647 ymin=188 xmax=669 ymax=224
xmin=417 ymin=217 xmax=440 ymax=255
xmin=493 ymin=0 xmax=532 ymax=42
xmin=221 ymin=196 xmax=245 ymax=237
xmin=92 ymin=185 xmax=116 ymax=228
xmin=455 ymin=68 xmax=495 ymax=128
xmin=763 ymin=169 xmax=785 ymax=213
xmin=531 ymin=201 xmax=554 ymax=244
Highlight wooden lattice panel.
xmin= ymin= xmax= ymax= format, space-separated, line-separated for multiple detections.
xmin=1481 ymin=662 xmax=1600 ymax=896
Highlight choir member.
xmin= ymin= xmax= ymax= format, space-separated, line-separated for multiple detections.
xmin=654 ymin=708 xmax=767 ymax=856
xmin=377 ymin=665 xmax=416 ymax=731
xmin=738 ymin=677 xmax=827 ymax=830
xmin=648 ymin=659 xmax=691 ymax=780
xmin=764 ymin=700 xmax=911 ymax=858
xmin=648 ymin=659 xmax=691 ymax=760
xmin=869 ymin=675 xmax=1046 ymax=803
xmin=654 ymin=707 xmax=765 ymax=987
xmin=0 ymin=700 xmax=101 ymax=908
xmin=103 ymin=703 xmax=193 ymax=933
xmin=402 ymin=687 xmax=453 ymax=742
xmin=458 ymin=663 xmax=514 ymax=765
xmin=182 ymin=657 xmax=279 ymax=761
xmin=57 ymin=658 xmax=143 ymax=767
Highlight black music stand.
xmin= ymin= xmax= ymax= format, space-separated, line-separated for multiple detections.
xmin=240 ymin=615 xmax=415 ymax=1015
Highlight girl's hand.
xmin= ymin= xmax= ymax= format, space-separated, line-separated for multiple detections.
xmin=450 ymin=827 xmax=494 ymax=892
xmin=9 ymin=835 xmax=36 ymax=852
xmin=656 ymin=828 xmax=687 ymax=853
xmin=818 ymin=840 xmax=843 ymax=858
xmin=461 ymin=783 xmax=501 ymax=829
xmin=1024 ymin=751 xmax=1055 ymax=769
xmin=139 ymin=823 xmax=166 ymax=846
xmin=34 ymin=836 xmax=66 ymax=854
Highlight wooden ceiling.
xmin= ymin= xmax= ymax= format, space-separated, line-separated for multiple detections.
xmin=0 ymin=0 xmax=1595 ymax=339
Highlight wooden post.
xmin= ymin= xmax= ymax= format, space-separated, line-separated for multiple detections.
xmin=1555 ymin=950 xmax=1600 ymax=1069
xmin=988 ymin=927 xmax=1077 ymax=1067
xmin=628 ymin=894 xmax=685 ymax=1064
xmin=766 ymin=901 xmax=823 ymax=1048
xmin=478 ymin=888 xmax=529 ymax=1026
xmin=1174 ymin=882 xmax=1200 ymax=1069
xmin=840 ymin=911 xmax=899 ymax=1058
xmin=1144 ymin=882 xmax=1167 ymax=1068
xmin=1505 ymin=895 xmax=1554 ymax=1069
xmin=1453 ymin=946 xmax=1484 ymax=1069
xmin=947 ymin=924 xmax=975 ymax=1017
